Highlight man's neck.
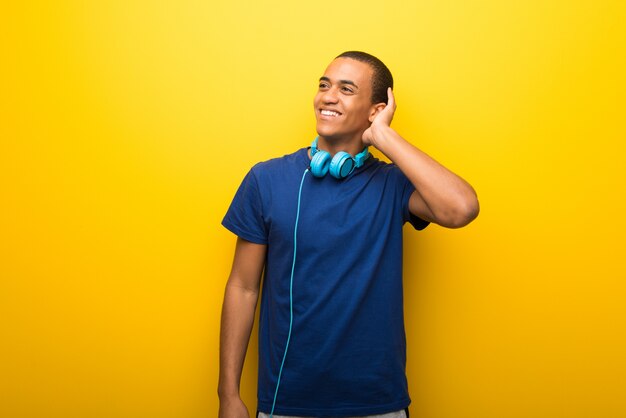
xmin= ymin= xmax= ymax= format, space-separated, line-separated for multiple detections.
xmin=315 ymin=134 xmax=366 ymax=157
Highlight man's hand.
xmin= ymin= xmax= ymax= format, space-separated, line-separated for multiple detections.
xmin=218 ymin=395 xmax=249 ymax=418
xmin=362 ymin=87 xmax=397 ymax=147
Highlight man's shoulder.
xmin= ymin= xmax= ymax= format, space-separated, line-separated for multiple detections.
xmin=250 ymin=147 xmax=308 ymax=176
xmin=362 ymin=156 xmax=406 ymax=179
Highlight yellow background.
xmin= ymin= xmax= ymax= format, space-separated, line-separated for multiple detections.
xmin=1 ymin=1 xmax=625 ymax=417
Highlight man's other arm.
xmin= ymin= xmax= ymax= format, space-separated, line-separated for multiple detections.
xmin=363 ymin=88 xmax=480 ymax=228
xmin=218 ymin=237 xmax=267 ymax=418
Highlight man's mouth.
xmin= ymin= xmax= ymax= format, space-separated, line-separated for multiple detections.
xmin=320 ymin=109 xmax=341 ymax=117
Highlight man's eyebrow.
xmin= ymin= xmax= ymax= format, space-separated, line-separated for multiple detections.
xmin=319 ymin=76 xmax=359 ymax=88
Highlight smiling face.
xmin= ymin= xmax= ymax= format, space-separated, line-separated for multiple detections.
xmin=314 ymin=58 xmax=378 ymax=145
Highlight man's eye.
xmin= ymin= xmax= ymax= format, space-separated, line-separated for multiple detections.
xmin=319 ymin=83 xmax=329 ymax=89
xmin=341 ymin=86 xmax=354 ymax=93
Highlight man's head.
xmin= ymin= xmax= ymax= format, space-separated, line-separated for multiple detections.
xmin=335 ymin=51 xmax=393 ymax=105
xmin=314 ymin=51 xmax=393 ymax=143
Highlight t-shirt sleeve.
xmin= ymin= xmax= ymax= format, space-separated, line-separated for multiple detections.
xmin=397 ymin=168 xmax=430 ymax=231
xmin=222 ymin=168 xmax=268 ymax=244
xmin=407 ymin=207 xmax=430 ymax=231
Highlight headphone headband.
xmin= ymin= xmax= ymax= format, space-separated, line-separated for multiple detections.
xmin=311 ymin=137 xmax=370 ymax=169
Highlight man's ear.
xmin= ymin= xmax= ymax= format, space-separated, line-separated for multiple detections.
xmin=368 ymin=103 xmax=387 ymax=122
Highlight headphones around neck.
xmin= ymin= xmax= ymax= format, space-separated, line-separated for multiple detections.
xmin=309 ymin=137 xmax=370 ymax=179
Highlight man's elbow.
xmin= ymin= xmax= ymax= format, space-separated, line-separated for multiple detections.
xmin=440 ymin=196 xmax=480 ymax=229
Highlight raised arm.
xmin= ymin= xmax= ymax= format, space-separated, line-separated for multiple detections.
xmin=218 ymin=237 xmax=267 ymax=418
xmin=362 ymin=88 xmax=480 ymax=228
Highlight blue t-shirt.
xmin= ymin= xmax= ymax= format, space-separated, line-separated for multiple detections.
xmin=222 ymin=147 xmax=429 ymax=417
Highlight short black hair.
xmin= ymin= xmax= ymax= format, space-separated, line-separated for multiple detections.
xmin=335 ymin=51 xmax=393 ymax=104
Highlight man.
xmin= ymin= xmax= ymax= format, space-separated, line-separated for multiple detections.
xmin=218 ymin=51 xmax=479 ymax=418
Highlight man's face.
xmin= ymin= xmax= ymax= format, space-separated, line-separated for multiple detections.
xmin=314 ymin=58 xmax=376 ymax=142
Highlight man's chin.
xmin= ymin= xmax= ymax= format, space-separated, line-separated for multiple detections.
xmin=315 ymin=125 xmax=340 ymax=140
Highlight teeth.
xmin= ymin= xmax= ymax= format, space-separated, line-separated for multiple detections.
xmin=321 ymin=110 xmax=339 ymax=117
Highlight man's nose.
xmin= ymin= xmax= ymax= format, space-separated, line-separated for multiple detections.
xmin=322 ymin=87 xmax=339 ymax=103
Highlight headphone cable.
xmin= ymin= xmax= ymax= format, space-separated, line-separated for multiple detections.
xmin=269 ymin=168 xmax=309 ymax=417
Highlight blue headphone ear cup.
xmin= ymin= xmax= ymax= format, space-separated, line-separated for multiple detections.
xmin=310 ymin=150 xmax=331 ymax=177
xmin=329 ymin=151 xmax=356 ymax=179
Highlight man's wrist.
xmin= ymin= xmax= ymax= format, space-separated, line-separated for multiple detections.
xmin=371 ymin=125 xmax=399 ymax=154
xmin=218 ymin=383 xmax=240 ymax=400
